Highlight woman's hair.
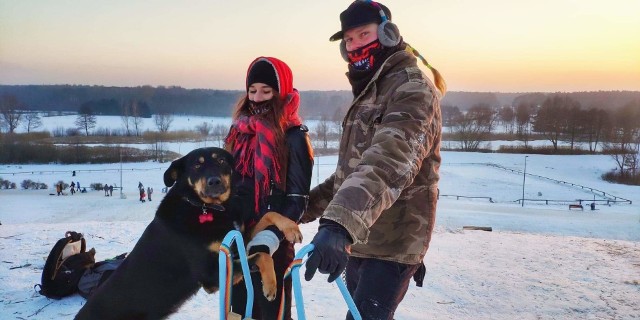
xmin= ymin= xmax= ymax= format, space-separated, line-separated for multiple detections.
xmin=230 ymin=93 xmax=285 ymax=128
xmin=231 ymin=93 xmax=288 ymax=135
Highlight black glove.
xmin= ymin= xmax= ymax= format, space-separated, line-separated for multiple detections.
xmin=304 ymin=219 xmax=352 ymax=283
xmin=413 ymin=262 xmax=426 ymax=287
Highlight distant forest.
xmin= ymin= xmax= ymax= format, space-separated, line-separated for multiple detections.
xmin=1 ymin=85 xmax=639 ymax=119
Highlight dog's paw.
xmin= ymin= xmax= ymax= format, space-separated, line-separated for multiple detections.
xmin=262 ymin=211 xmax=304 ymax=243
xmin=262 ymin=280 xmax=277 ymax=301
xmin=274 ymin=218 xmax=303 ymax=243
xmin=282 ymin=226 xmax=303 ymax=243
xmin=247 ymin=252 xmax=278 ymax=301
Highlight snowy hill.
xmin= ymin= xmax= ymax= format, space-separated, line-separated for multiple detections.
xmin=1 ymin=152 xmax=639 ymax=319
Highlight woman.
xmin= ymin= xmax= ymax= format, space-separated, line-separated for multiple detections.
xmin=225 ymin=56 xmax=313 ymax=320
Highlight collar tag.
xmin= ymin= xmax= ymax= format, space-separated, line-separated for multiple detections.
xmin=199 ymin=211 xmax=214 ymax=224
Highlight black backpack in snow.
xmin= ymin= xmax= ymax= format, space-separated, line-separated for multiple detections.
xmin=36 ymin=231 xmax=96 ymax=299
xmin=78 ymin=253 xmax=127 ymax=299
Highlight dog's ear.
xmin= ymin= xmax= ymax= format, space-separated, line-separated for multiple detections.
xmin=164 ymin=155 xmax=186 ymax=187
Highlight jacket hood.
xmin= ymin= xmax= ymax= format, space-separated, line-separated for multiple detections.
xmin=246 ymin=57 xmax=293 ymax=100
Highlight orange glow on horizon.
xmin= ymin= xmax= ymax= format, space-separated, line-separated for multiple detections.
xmin=1 ymin=0 xmax=638 ymax=92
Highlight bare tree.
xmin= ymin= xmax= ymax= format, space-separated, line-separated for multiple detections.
xmin=563 ymin=104 xmax=583 ymax=151
xmin=533 ymin=95 xmax=576 ymax=152
xmin=23 ymin=112 xmax=43 ymax=133
xmin=75 ymin=104 xmax=97 ymax=136
xmin=604 ymin=101 xmax=640 ymax=178
xmin=582 ymin=107 xmax=610 ymax=153
xmin=149 ymin=131 xmax=166 ymax=162
xmin=211 ymin=124 xmax=229 ymax=147
xmin=195 ymin=122 xmax=213 ymax=136
xmin=515 ymin=102 xmax=535 ymax=147
xmin=497 ymin=105 xmax=515 ymax=134
xmin=1 ymin=94 xmax=23 ymax=133
xmin=315 ymin=114 xmax=331 ymax=149
xmin=441 ymin=105 xmax=462 ymax=133
xmin=332 ymin=107 xmax=346 ymax=137
xmin=130 ymin=101 xmax=144 ymax=136
xmin=154 ymin=113 xmax=174 ymax=133
xmin=451 ymin=103 xmax=495 ymax=151
xmin=121 ymin=100 xmax=132 ymax=136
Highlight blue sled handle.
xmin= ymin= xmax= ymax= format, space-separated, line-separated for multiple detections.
xmin=219 ymin=230 xmax=253 ymax=319
xmin=287 ymin=244 xmax=362 ymax=320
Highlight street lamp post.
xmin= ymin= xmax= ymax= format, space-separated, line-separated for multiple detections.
xmin=522 ymin=156 xmax=529 ymax=207
xmin=120 ymin=146 xmax=125 ymax=199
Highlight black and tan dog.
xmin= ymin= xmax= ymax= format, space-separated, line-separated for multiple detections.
xmin=75 ymin=147 xmax=301 ymax=320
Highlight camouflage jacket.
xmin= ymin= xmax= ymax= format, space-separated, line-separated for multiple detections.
xmin=304 ymin=50 xmax=442 ymax=264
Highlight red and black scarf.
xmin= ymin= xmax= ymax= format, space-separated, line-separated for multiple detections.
xmin=225 ymin=91 xmax=302 ymax=212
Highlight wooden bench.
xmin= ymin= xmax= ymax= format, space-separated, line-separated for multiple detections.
xmin=569 ymin=204 xmax=584 ymax=210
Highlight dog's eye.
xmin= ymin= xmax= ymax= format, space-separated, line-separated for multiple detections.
xmin=194 ymin=164 xmax=201 ymax=169
xmin=218 ymin=158 xmax=226 ymax=165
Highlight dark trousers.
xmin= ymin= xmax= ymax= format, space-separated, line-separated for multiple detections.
xmin=231 ymin=241 xmax=294 ymax=320
xmin=345 ymin=257 xmax=420 ymax=320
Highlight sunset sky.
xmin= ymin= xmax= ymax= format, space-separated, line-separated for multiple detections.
xmin=1 ymin=0 xmax=639 ymax=92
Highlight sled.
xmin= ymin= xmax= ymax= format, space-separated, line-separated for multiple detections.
xmin=219 ymin=230 xmax=255 ymax=320
xmin=284 ymin=244 xmax=362 ymax=320
xmin=218 ymin=233 xmax=362 ymax=320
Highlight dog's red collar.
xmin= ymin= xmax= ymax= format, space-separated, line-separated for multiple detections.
xmin=181 ymin=196 xmax=226 ymax=224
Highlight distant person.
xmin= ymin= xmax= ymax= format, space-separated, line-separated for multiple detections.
xmin=300 ymin=2 xmax=445 ymax=319
xmin=147 ymin=187 xmax=153 ymax=201
xmin=70 ymin=181 xmax=76 ymax=195
xmin=224 ymin=56 xmax=313 ymax=319
xmin=72 ymin=170 xmax=76 ymax=177
xmin=104 ymin=184 xmax=109 ymax=196
xmin=56 ymin=183 xmax=62 ymax=196
xmin=109 ymin=185 xmax=114 ymax=197
xmin=76 ymin=181 xmax=80 ymax=190
xmin=139 ymin=187 xmax=146 ymax=203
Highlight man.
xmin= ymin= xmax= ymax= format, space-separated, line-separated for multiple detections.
xmin=301 ymin=1 xmax=445 ymax=319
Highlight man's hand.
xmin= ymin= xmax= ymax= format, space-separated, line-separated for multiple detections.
xmin=304 ymin=220 xmax=352 ymax=283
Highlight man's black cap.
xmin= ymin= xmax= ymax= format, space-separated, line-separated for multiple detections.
xmin=329 ymin=1 xmax=392 ymax=42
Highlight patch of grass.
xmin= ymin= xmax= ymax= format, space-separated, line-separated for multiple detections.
xmin=497 ymin=145 xmax=594 ymax=155
xmin=602 ymin=171 xmax=640 ymax=186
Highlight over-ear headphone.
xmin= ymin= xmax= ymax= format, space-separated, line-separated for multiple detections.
xmin=367 ymin=0 xmax=401 ymax=47
xmin=340 ymin=0 xmax=401 ymax=61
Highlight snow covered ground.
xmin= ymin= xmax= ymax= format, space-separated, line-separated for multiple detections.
xmin=1 ymin=152 xmax=639 ymax=319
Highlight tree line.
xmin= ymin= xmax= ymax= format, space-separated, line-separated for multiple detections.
xmin=2 ymin=87 xmax=639 ymax=184
xmin=442 ymin=94 xmax=640 ymax=182
xmin=0 ymin=94 xmax=175 ymax=137
xmin=0 ymin=85 xmax=354 ymax=119
xmin=2 ymin=85 xmax=638 ymax=119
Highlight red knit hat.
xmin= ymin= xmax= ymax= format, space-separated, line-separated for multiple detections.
xmin=246 ymin=57 xmax=293 ymax=100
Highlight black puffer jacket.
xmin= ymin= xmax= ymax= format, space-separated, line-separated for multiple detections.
xmin=231 ymin=125 xmax=313 ymax=233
